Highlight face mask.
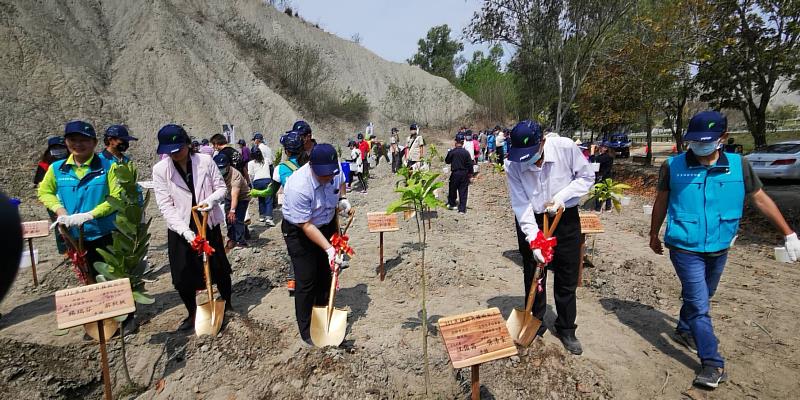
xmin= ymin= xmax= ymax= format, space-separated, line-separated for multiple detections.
xmin=689 ymin=140 xmax=719 ymax=156
xmin=49 ymin=148 xmax=68 ymax=159
xmin=220 ymin=167 xmax=229 ymax=177
xmin=115 ymin=141 xmax=129 ymax=152
xmin=524 ymin=148 xmax=544 ymax=166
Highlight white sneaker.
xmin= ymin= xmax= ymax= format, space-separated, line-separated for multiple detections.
xmin=258 ymin=217 xmax=265 ymax=222
xmin=265 ymin=218 xmax=276 ymax=227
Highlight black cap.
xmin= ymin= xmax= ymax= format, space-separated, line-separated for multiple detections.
xmin=309 ymin=143 xmax=340 ymax=176
xmin=213 ymin=153 xmax=230 ymax=169
xmin=64 ymin=120 xmax=96 ymax=138
xmin=684 ymin=111 xmax=727 ymax=142
xmin=156 ymin=124 xmax=189 ymax=154
xmin=105 ymin=125 xmax=138 ymax=141
xmin=508 ymin=120 xmax=543 ymax=162
xmin=293 ymin=120 xmax=312 ymax=135
xmin=47 ymin=136 xmax=65 ymax=147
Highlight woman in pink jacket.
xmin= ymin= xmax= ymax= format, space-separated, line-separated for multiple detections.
xmin=152 ymin=124 xmax=234 ymax=331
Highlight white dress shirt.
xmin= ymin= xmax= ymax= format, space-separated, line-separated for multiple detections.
xmin=505 ymin=136 xmax=595 ymax=242
xmin=258 ymin=142 xmax=274 ymax=166
xmin=282 ymin=163 xmax=346 ymax=227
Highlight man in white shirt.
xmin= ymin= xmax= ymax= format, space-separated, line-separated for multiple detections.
xmin=505 ymin=120 xmax=594 ymax=355
xmin=252 ymin=132 xmax=275 ymax=167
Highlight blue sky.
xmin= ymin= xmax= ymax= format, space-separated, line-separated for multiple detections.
xmin=289 ymin=0 xmax=513 ymax=66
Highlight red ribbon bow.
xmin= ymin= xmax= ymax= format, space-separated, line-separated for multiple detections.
xmin=536 ymin=276 xmax=544 ymax=293
xmin=330 ymin=233 xmax=355 ymax=257
xmin=66 ymin=248 xmax=89 ymax=285
xmin=530 ymin=231 xmax=558 ymax=264
xmin=191 ymin=236 xmax=215 ymax=256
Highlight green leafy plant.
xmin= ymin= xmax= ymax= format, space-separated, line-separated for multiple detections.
xmin=274 ymin=147 xmax=283 ymax=164
xmin=426 ymin=144 xmax=444 ymax=167
xmin=94 ymin=162 xmax=153 ymax=393
xmin=586 ymin=178 xmax=631 ymax=212
xmin=386 ymin=167 xmax=445 ymax=397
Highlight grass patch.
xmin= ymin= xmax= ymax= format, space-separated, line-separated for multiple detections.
xmin=730 ymin=130 xmax=800 ymax=153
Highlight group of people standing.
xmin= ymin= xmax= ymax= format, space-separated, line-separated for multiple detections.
xmin=30 ymin=110 xmax=800 ymax=390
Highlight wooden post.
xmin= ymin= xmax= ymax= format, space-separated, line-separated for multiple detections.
xmin=578 ymin=233 xmax=586 ymax=287
xmin=379 ymin=232 xmax=385 ymax=281
xmin=97 ymin=320 xmax=112 ymax=400
xmin=27 ymin=238 xmax=38 ymax=287
xmin=471 ymin=364 xmax=480 ymax=400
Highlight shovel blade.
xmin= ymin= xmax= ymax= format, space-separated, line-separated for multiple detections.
xmin=506 ymin=307 xmax=542 ymax=347
xmin=195 ymin=299 xmax=225 ymax=336
xmin=310 ymin=306 xmax=348 ymax=347
xmin=84 ymin=319 xmax=120 ymax=342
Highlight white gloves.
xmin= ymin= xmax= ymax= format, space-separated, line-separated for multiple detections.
xmin=196 ymin=197 xmax=219 ymax=212
xmin=325 ymin=246 xmax=344 ymax=271
xmin=532 ymin=249 xmax=545 ymax=264
xmin=182 ymin=230 xmax=196 ymax=244
xmin=53 ymin=212 xmax=94 ymax=229
xmin=545 ymin=198 xmax=565 ymax=216
xmin=338 ymin=198 xmax=352 ymax=214
xmin=785 ymin=232 xmax=800 ymax=262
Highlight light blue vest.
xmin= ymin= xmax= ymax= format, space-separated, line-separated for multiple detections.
xmin=52 ymin=155 xmax=116 ymax=241
xmin=664 ymin=151 xmax=744 ymax=253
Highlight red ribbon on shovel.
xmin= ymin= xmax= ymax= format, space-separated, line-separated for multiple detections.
xmin=530 ymin=230 xmax=558 ymax=264
xmin=330 ymin=233 xmax=355 ymax=257
xmin=66 ymin=248 xmax=89 ymax=285
xmin=191 ymin=236 xmax=215 ymax=256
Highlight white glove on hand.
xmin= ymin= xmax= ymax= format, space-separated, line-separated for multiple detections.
xmin=325 ymin=246 xmax=340 ymax=271
xmin=785 ymin=232 xmax=800 ymax=262
xmin=196 ymin=198 xmax=219 ymax=212
xmin=60 ymin=212 xmax=94 ymax=228
xmin=532 ymin=248 xmax=545 ymax=264
xmin=545 ymin=198 xmax=565 ymax=216
xmin=182 ymin=230 xmax=196 ymax=245
xmin=338 ymin=198 xmax=352 ymax=214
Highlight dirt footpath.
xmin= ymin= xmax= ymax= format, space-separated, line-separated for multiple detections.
xmin=2 ymin=155 xmax=798 ymax=399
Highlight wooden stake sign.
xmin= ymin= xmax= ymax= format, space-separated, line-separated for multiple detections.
xmin=367 ymin=212 xmax=399 ymax=281
xmin=55 ymin=279 xmax=136 ymax=400
xmin=21 ymin=220 xmax=50 ymax=286
xmin=439 ymin=307 xmax=518 ymax=400
xmin=578 ymin=213 xmax=605 ymax=287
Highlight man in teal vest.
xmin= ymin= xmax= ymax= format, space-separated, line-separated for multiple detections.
xmin=649 ymin=111 xmax=799 ymax=389
xmin=39 ymin=120 xmax=121 ymax=276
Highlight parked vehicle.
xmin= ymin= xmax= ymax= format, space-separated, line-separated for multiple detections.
xmin=598 ymin=132 xmax=631 ymax=158
xmin=745 ymin=140 xmax=800 ymax=179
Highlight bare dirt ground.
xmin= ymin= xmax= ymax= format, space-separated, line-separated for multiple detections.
xmin=2 ymin=150 xmax=799 ymax=399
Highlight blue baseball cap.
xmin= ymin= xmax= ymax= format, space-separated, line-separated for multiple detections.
xmin=252 ymin=132 xmax=264 ymax=140
xmin=104 ymin=125 xmax=138 ymax=141
xmin=156 ymin=124 xmax=190 ymax=154
xmin=293 ymin=120 xmax=312 ymax=135
xmin=508 ymin=120 xmax=543 ymax=162
xmin=455 ymin=133 xmax=465 ymax=142
xmin=280 ymin=130 xmax=303 ymax=152
xmin=410 ymin=123 xmax=418 ymax=131
xmin=213 ymin=153 xmax=230 ymax=169
xmin=64 ymin=120 xmax=96 ymax=138
xmin=684 ymin=111 xmax=727 ymax=142
xmin=47 ymin=136 xmax=65 ymax=147
xmin=309 ymin=143 xmax=340 ymax=176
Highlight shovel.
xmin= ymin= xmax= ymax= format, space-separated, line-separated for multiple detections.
xmin=506 ymin=208 xmax=563 ymax=347
xmin=191 ymin=207 xmax=225 ymax=336
xmin=310 ymin=209 xmax=354 ymax=347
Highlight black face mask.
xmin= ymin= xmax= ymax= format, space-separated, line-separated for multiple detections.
xmin=115 ymin=141 xmax=129 ymax=153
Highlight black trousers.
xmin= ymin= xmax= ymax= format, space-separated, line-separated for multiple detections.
xmin=281 ymin=218 xmax=337 ymax=341
xmin=515 ymin=206 xmax=582 ymax=336
xmin=447 ymin=171 xmax=470 ymax=213
xmin=496 ymin=147 xmax=505 ymax=164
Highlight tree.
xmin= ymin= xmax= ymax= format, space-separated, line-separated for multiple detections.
xmin=469 ymin=0 xmax=634 ymax=133
xmin=386 ymin=168 xmax=445 ymax=397
xmin=696 ymin=0 xmax=800 ymax=148
xmin=457 ymin=45 xmax=518 ymax=122
xmin=408 ymin=24 xmax=464 ymax=82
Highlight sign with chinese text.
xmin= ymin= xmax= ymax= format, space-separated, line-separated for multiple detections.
xmin=22 ymin=220 xmax=50 ymax=239
xmin=579 ymin=213 xmax=604 ymax=234
xmin=367 ymin=212 xmax=400 ymax=233
xmin=55 ymin=279 xmax=136 ymax=329
xmin=438 ymin=307 xmax=517 ymax=368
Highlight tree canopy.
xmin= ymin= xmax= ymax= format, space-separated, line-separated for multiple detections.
xmin=407 ymin=24 xmax=464 ymax=83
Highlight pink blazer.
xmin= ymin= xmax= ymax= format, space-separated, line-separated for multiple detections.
xmin=152 ymin=153 xmax=227 ymax=235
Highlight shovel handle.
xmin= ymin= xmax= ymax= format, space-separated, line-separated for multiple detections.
xmin=191 ymin=206 xmax=209 ymax=239
xmin=546 ymin=208 xmax=563 ymax=238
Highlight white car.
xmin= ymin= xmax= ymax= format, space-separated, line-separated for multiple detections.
xmin=745 ymin=140 xmax=800 ymax=179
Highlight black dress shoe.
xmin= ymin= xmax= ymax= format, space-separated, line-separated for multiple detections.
xmin=556 ymin=332 xmax=583 ymax=355
xmin=177 ymin=315 xmax=195 ymax=331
